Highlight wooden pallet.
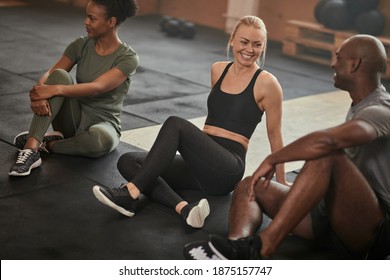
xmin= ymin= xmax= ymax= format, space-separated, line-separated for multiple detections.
xmin=282 ymin=20 xmax=390 ymax=79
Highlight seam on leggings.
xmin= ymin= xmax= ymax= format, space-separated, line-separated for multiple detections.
xmin=70 ymin=100 xmax=78 ymax=132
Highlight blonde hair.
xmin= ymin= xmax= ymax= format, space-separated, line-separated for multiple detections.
xmin=227 ymin=15 xmax=268 ymax=68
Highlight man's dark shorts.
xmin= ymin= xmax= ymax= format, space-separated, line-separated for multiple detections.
xmin=311 ymin=200 xmax=390 ymax=259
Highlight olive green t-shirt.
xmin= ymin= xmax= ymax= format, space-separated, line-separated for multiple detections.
xmin=64 ymin=36 xmax=139 ymax=135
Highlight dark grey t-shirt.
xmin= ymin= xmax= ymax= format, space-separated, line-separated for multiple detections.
xmin=345 ymin=86 xmax=390 ymax=213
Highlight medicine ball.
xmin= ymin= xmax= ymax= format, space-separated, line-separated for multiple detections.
xmin=321 ymin=0 xmax=352 ymax=30
xmin=165 ymin=18 xmax=181 ymax=37
xmin=355 ymin=10 xmax=385 ymax=35
xmin=179 ymin=21 xmax=196 ymax=39
xmin=314 ymin=0 xmax=330 ymax=23
xmin=346 ymin=0 xmax=380 ymax=15
xmin=160 ymin=16 xmax=173 ymax=32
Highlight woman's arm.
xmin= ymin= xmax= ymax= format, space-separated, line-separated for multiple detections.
xmin=36 ymin=55 xmax=75 ymax=85
xmin=30 ymin=66 xmax=128 ymax=101
xmin=255 ymin=71 xmax=289 ymax=185
xmin=30 ymin=55 xmax=75 ymax=116
xmin=210 ymin=61 xmax=229 ymax=87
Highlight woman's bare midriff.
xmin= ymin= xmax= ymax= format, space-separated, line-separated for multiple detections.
xmin=203 ymin=125 xmax=248 ymax=151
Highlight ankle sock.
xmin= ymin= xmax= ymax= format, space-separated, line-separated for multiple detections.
xmin=180 ymin=202 xmax=194 ymax=220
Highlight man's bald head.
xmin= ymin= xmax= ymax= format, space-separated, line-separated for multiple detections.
xmin=342 ymin=34 xmax=387 ymax=74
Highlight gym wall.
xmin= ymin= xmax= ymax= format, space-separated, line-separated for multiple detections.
xmin=259 ymin=0 xmax=390 ymax=41
xmin=66 ymin=0 xmax=390 ymax=41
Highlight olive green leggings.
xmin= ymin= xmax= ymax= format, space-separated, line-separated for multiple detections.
xmin=28 ymin=69 xmax=119 ymax=158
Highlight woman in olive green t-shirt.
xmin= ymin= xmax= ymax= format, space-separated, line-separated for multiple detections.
xmin=9 ymin=0 xmax=139 ymax=177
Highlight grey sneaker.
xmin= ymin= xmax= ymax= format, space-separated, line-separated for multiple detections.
xmin=92 ymin=184 xmax=138 ymax=217
xmin=14 ymin=131 xmax=64 ymax=152
xmin=9 ymin=149 xmax=42 ymax=177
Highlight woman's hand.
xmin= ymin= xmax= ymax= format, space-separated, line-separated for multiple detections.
xmin=29 ymin=84 xmax=58 ymax=101
xmin=277 ymin=177 xmax=292 ymax=187
xmin=31 ymin=100 xmax=52 ymax=116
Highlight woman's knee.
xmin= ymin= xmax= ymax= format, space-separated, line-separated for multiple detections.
xmin=46 ymin=69 xmax=73 ymax=85
xmin=162 ymin=116 xmax=187 ymax=131
xmin=117 ymin=152 xmax=144 ymax=170
xmin=117 ymin=152 xmax=145 ymax=179
xmin=83 ymin=128 xmax=118 ymax=158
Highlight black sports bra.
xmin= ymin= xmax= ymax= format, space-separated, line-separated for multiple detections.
xmin=205 ymin=62 xmax=264 ymax=139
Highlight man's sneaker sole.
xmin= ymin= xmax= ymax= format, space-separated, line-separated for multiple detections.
xmin=92 ymin=185 xmax=135 ymax=217
xmin=183 ymin=241 xmax=223 ymax=260
xmin=186 ymin=199 xmax=210 ymax=228
xmin=9 ymin=157 xmax=42 ymax=177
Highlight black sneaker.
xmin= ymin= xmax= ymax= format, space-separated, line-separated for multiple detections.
xmin=208 ymin=234 xmax=262 ymax=260
xmin=181 ymin=199 xmax=210 ymax=228
xmin=183 ymin=241 xmax=222 ymax=260
xmin=14 ymin=131 xmax=64 ymax=152
xmin=92 ymin=184 xmax=138 ymax=217
xmin=9 ymin=149 xmax=42 ymax=176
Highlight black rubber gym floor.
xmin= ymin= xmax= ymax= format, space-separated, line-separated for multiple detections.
xmin=1 ymin=1 xmax=389 ymax=260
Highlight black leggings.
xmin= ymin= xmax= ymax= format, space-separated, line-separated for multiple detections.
xmin=117 ymin=116 xmax=246 ymax=208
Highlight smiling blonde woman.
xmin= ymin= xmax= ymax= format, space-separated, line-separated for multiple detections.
xmin=93 ymin=15 xmax=288 ymax=229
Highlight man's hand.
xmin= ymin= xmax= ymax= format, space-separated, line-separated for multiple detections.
xmin=250 ymin=155 xmax=276 ymax=194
